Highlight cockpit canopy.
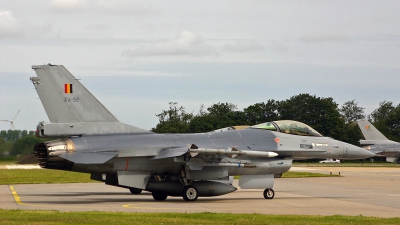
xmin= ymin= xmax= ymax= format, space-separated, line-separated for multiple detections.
xmin=250 ymin=120 xmax=323 ymax=137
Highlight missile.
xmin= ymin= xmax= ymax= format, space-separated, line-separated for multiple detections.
xmin=188 ymin=147 xmax=278 ymax=158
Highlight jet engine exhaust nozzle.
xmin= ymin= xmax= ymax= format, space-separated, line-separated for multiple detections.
xmin=34 ymin=139 xmax=76 ymax=170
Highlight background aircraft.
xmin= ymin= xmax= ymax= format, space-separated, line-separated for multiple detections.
xmin=357 ymin=120 xmax=400 ymax=163
xmin=24 ymin=64 xmax=374 ymax=201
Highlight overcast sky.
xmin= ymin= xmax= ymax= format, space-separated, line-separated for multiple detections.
xmin=1 ymin=0 xmax=400 ymax=131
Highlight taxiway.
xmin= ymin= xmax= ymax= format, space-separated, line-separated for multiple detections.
xmin=1 ymin=167 xmax=399 ymax=217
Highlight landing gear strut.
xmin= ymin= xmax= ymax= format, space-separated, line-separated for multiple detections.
xmin=263 ymin=188 xmax=275 ymax=199
xmin=182 ymin=185 xmax=198 ymax=201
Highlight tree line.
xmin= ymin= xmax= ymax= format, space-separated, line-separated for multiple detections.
xmin=152 ymin=94 xmax=400 ymax=146
xmin=0 ymin=130 xmax=44 ymax=157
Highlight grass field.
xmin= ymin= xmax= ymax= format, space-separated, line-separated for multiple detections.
xmin=0 ymin=169 xmax=98 ymax=185
xmin=0 ymin=210 xmax=399 ymax=225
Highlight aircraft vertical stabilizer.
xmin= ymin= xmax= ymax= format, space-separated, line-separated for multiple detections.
xmin=31 ymin=65 xmax=149 ymax=136
xmin=357 ymin=120 xmax=388 ymax=141
xmin=31 ymin=65 xmax=119 ymax=123
xmin=357 ymin=120 xmax=400 ymax=163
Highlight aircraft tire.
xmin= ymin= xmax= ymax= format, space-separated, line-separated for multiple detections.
xmin=263 ymin=188 xmax=275 ymax=199
xmin=152 ymin=191 xmax=168 ymax=201
xmin=129 ymin=187 xmax=142 ymax=194
xmin=182 ymin=185 xmax=198 ymax=201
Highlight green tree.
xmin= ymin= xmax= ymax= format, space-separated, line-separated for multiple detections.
xmin=368 ymin=101 xmax=395 ymax=140
xmin=21 ymin=130 xmax=28 ymax=138
xmin=0 ymin=139 xmax=13 ymax=156
xmin=151 ymin=102 xmax=193 ymax=133
xmin=369 ymin=101 xmax=395 ymax=123
xmin=385 ymin=106 xmax=400 ymax=142
xmin=243 ymin=100 xmax=280 ymax=125
xmin=278 ymin=93 xmax=345 ymax=139
xmin=0 ymin=130 xmax=36 ymax=143
xmin=339 ymin=100 xmax=365 ymax=124
xmin=189 ymin=103 xmax=246 ymax=133
xmin=9 ymin=136 xmax=43 ymax=156
xmin=368 ymin=101 xmax=400 ymax=142
xmin=338 ymin=100 xmax=365 ymax=145
xmin=341 ymin=122 xmax=364 ymax=146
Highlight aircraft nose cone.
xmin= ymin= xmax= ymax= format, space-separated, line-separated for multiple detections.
xmin=364 ymin=149 xmax=376 ymax=158
xmin=345 ymin=144 xmax=376 ymax=159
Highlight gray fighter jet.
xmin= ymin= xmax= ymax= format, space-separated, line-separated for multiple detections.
xmin=26 ymin=65 xmax=374 ymax=201
xmin=358 ymin=120 xmax=400 ymax=163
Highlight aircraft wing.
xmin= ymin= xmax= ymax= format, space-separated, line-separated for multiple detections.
xmin=151 ymin=147 xmax=188 ymax=160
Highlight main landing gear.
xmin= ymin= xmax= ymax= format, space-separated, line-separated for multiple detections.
xmin=150 ymin=185 xmax=199 ymax=201
xmin=182 ymin=185 xmax=198 ymax=201
xmin=263 ymin=188 xmax=275 ymax=199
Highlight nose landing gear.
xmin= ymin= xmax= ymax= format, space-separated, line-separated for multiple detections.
xmin=263 ymin=188 xmax=275 ymax=199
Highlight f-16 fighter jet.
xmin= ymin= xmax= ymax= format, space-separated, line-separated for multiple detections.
xmin=25 ymin=65 xmax=375 ymax=201
xmin=358 ymin=120 xmax=400 ymax=163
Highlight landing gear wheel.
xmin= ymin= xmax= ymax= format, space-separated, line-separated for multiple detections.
xmin=182 ymin=185 xmax=198 ymax=201
xmin=152 ymin=191 xmax=168 ymax=201
xmin=263 ymin=188 xmax=275 ymax=199
xmin=129 ymin=187 xmax=142 ymax=194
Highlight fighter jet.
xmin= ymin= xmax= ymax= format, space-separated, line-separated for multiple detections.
xmin=25 ymin=64 xmax=374 ymax=201
xmin=357 ymin=120 xmax=400 ymax=163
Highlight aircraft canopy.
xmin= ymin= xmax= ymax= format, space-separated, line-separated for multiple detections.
xmin=251 ymin=120 xmax=323 ymax=137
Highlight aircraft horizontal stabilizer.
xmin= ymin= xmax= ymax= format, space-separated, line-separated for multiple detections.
xmin=59 ymin=152 xmax=117 ymax=164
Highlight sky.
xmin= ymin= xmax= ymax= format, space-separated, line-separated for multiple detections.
xmin=1 ymin=0 xmax=400 ymax=131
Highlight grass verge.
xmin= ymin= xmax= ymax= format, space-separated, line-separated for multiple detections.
xmin=281 ymin=171 xmax=338 ymax=178
xmin=0 ymin=169 xmax=98 ymax=185
xmin=0 ymin=210 xmax=399 ymax=225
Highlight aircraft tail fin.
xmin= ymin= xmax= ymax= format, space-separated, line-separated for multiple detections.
xmin=357 ymin=120 xmax=388 ymax=141
xmin=31 ymin=64 xmax=149 ymax=136
xmin=31 ymin=65 xmax=119 ymax=123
